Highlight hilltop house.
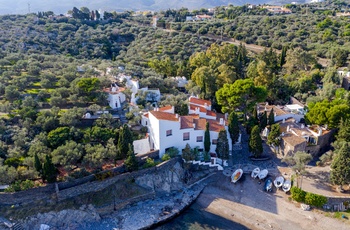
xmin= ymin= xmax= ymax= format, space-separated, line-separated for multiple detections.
xmin=262 ymin=6 xmax=292 ymax=14
xmin=141 ymin=96 xmax=236 ymax=157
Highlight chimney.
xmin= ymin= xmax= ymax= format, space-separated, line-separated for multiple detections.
xmin=193 ymin=123 xmax=196 ymax=129
xmin=287 ymin=125 xmax=290 ymax=132
xmin=196 ymin=107 xmax=200 ymax=114
xmin=301 ymin=124 xmax=305 ymax=129
xmin=153 ymin=108 xmax=157 ymax=111
xmin=204 ymin=103 xmax=208 ymax=109
xmin=224 ymin=113 xmax=228 ymax=120
xmin=220 ymin=118 xmax=224 ymax=125
xmin=175 ymin=114 xmax=179 ymax=118
xmin=318 ymin=128 xmax=323 ymax=136
xmin=282 ymin=119 xmax=285 ymax=124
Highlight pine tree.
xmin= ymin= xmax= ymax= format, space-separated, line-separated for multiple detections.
xmin=34 ymin=153 xmax=42 ymax=175
xmin=124 ymin=144 xmax=138 ymax=172
xmin=42 ymin=155 xmax=57 ymax=183
xmin=204 ymin=122 xmax=211 ymax=153
xmin=330 ymin=143 xmax=350 ymax=190
xmin=249 ymin=125 xmax=263 ymax=158
xmin=216 ymin=129 xmax=229 ymax=165
xmin=117 ymin=124 xmax=133 ymax=160
xmin=260 ymin=111 xmax=267 ymax=130
xmin=228 ymin=112 xmax=240 ymax=145
xmin=268 ymin=108 xmax=275 ymax=125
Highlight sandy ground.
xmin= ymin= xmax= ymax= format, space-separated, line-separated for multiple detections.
xmin=196 ymin=173 xmax=350 ymax=230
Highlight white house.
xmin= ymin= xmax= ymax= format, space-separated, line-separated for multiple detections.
xmin=257 ymin=103 xmax=305 ymax=123
xmin=103 ymin=85 xmax=126 ymax=109
xmin=142 ymin=96 xmax=236 ymax=158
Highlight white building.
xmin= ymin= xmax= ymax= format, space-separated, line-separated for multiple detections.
xmin=257 ymin=103 xmax=305 ymax=123
xmin=103 ymin=85 xmax=126 ymax=109
xmin=142 ymin=96 xmax=235 ymax=157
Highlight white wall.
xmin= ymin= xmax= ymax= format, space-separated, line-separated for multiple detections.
xmin=107 ymin=92 xmax=126 ymax=109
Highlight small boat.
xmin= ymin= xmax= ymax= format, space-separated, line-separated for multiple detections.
xmin=258 ymin=169 xmax=268 ymax=180
xmin=282 ymin=180 xmax=292 ymax=192
xmin=265 ymin=178 xmax=273 ymax=192
xmin=274 ymin=176 xmax=285 ymax=188
xmin=251 ymin=167 xmax=260 ymax=179
xmin=231 ymin=169 xmax=243 ymax=183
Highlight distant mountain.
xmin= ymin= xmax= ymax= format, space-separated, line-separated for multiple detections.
xmin=0 ymin=0 xmax=299 ymax=15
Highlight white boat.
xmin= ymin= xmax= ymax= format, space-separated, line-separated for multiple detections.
xmin=282 ymin=180 xmax=292 ymax=192
xmin=251 ymin=167 xmax=260 ymax=179
xmin=274 ymin=176 xmax=285 ymax=188
xmin=231 ymin=169 xmax=243 ymax=183
xmin=258 ymin=169 xmax=268 ymax=180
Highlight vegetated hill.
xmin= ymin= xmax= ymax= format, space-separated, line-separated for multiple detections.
xmin=1 ymin=0 xmax=290 ymax=15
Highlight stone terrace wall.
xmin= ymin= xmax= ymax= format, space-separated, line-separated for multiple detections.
xmin=0 ymin=157 xmax=182 ymax=207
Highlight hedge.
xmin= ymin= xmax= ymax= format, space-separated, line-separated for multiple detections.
xmin=291 ymin=186 xmax=328 ymax=208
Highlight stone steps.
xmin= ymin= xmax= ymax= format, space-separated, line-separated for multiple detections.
xmin=11 ymin=223 xmax=24 ymax=230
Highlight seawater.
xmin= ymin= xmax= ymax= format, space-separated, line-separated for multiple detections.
xmin=153 ymin=202 xmax=249 ymax=230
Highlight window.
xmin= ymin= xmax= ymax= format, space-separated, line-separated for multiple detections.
xmin=183 ymin=132 xmax=190 ymax=141
xmin=166 ymin=130 xmax=172 ymax=136
xmin=212 ymin=139 xmax=218 ymax=145
xmin=196 ymin=136 xmax=203 ymax=142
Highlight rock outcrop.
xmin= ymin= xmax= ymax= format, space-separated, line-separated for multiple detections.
xmin=20 ymin=204 xmax=100 ymax=230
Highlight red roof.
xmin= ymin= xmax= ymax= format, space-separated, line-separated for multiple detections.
xmin=206 ymin=110 xmax=216 ymax=117
xmin=149 ymin=111 xmax=179 ymax=121
xmin=189 ymin=97 xmax=212 ymax=107
xmin=180 ymin=116 xmax=194 ymax=129
xmin=143 ymin=113 xmax=149 ymax=118
xmin=159 ymin=105 xmax=173 ymax=112
xmin=189 ymin=104 xmax=207 ymax=113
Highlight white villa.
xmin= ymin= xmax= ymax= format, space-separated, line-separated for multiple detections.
xmin=103 ymin=84 xmax=126 ymax=109
xmin=257 ymin=102 xmax=305 ymax=123
xmin=141 ymin=96 xmax=236 ymax=157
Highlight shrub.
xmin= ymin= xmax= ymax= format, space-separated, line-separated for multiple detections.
xmin=5 ymin=179 xmax=35 ymax=192
xmin=161 ymin=154 xmax=171 ymax=162
xmin=166 ymin=147 xmax=179 ymax=158
xmin=143 ymin=158 xmax=157 ymax=168
xmin=305 ymin=193 xmax=327 ymax=208
xmin=291 ymin=186 xmax=306 ymax=203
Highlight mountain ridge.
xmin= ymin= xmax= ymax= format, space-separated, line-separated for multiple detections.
xmin=0 ymin=0 xmax=287 ymax=15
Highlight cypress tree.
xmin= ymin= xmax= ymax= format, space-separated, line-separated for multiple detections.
xmin=34 ymin=153 xmax=42 ymax=175
xmin=268 ymin=108 xmax=275 ymax=125
xmin=125 ymin=144 xmax=138 ymax=171
xmin=43 ymin=155 xmax=57 ymax=183
xmin=216 ymin=129 xmax=229 ymax=165
xmin=228 ymin=112 xmax=240 ymax=145
xmin=117 ymin=124 xmax=133 ymax=159
xmin=249 ymin=125 xmax=263 ymax=158
xmin=280 ymin=46 xmax=287 ymax=68
xmin=330 ymin=143 xmax=350 ymax=190
xmin=204 ymin=122 xmax=211 ymax=153
xmin=260 ymin=111 xmax=267 ymax=130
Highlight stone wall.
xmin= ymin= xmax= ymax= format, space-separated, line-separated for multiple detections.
xmin=0 ymin=157 xmax=184 ymax=220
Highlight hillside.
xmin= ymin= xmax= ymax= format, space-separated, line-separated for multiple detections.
xmin=1 ymin=0 xmax=281 ymax=15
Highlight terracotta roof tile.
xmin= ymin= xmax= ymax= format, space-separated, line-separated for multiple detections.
xmin=159 ymin=105 xmax=173 ymax=112
xmin=207 ymin=119 xmax=225 ymax=132
xmin=143 ymin=113 xmax=149 ymax=118
xmin=189 ymin=97 xmax=212 ymax=106
xmin=180 ymin=116 xmax=194 ymax=129
xmin=189 ymin=104 xmax=207 ymax=113
xmin=206 ymin=110 xmax=216 ymax=117
xmin=150 ymin=111 xmax=179 ymax=121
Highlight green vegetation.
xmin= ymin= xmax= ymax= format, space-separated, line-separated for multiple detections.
xmin=291 ymin=186 xmax=327 ymax=208
xmin=249 ymin=125 xmax=263 ymax=158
